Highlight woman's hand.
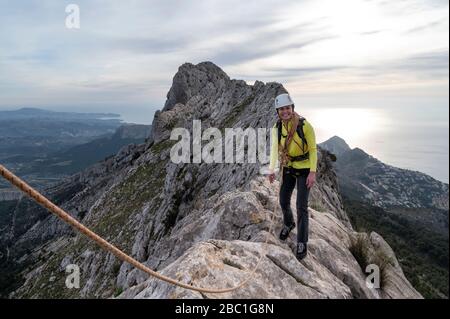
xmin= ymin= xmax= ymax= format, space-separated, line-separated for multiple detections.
xmin=268 ymin=169 xmax=275 ymax=184
xmin=306 ymin=171 xmax=316 ymax=189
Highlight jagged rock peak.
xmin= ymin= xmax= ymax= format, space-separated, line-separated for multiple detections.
xmin=150 ymin=61 xmax=287 ymax=145
xmin=163 ymin=61 xmax=231 ymax=111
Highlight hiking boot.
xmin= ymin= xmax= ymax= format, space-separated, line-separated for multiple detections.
xmin=279 ymin=223 xmax=295 ymax=241
xmin=296 ymin=242 xmax=308 ymax=261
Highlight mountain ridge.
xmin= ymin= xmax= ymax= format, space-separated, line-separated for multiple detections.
xmin=1 ymin=62 xmax=421 ymax=299
xmin=319 ymin=135 xmax=449 ymax=210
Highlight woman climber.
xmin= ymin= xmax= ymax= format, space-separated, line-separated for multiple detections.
xmin=267 ymin=93 xmax=318 ymax=261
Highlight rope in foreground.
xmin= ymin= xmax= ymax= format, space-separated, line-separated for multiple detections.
xmin=0 ymin=163 xmax=281 ymax=294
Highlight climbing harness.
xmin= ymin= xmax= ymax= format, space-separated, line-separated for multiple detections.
xmin=277 ymin=112 xmax=309 ymax=167
xmin=277 ymin=113 xmax=309 ymax=165
xmin=277 ymin=116 xmax=307 ymax=148
xmin=0 ymin=163 xmax=282 ymax=295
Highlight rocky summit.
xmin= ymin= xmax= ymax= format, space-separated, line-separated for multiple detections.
xmin=2 ymin=62 xmax=421 ymax=299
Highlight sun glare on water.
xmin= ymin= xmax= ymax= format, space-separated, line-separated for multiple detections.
xmin=305 ymin=107 xmax=387 ymax=148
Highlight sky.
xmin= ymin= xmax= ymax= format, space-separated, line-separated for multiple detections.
xmin=0 ymin=0 xmax=448 ymax=181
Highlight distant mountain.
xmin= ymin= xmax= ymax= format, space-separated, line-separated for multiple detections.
xmin=4 ymin=124 xmax=151 ymax=177
xmin=0 ymin=107 xmax=120 ymax=121
xmin=320 ymin=135 xmax=449 ymax=298
xmin=320 ymin=137 xmax=449 ymax=211
xmin=319 ymin=135 xmax=351 ymax=156
xmin=0 ymin=108 xmax=149 ymax=192
xmin=0 ymin=109 xmax=123 ymax=139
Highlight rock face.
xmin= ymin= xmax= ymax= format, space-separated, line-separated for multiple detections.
xmin=118 ymin=177 xmax=419 ymax=299
xmin=113 ymin=124 xmax=152 ymax=140
xmin=3 ymin=62 xmax=421 ymax=299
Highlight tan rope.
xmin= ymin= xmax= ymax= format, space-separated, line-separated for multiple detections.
xmin=278 ymin=112 xmax=300 ymax=169
xmin=0 ymin=163 xmax=281 ymax=295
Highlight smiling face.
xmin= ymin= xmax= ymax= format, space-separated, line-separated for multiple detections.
xmin=277 ymin=105 xmax=294 ymax=121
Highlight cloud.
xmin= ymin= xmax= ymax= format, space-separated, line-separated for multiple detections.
xmin=381 ymin=49 xmax=449 ymax=77
xmin=360 ymin=30 xmax=385 ymax=35
xmin=338 ymin=49 xmax=449 ymax=84
xmin=207 ymin=18 xmax=338 ymax=66
xmin=109 ymin=35 xmax=194 ymax=54
xmin=0 ymin=0 xmax=448 ymax=114
xmin=211 ymin=35 xmax=338 ymax=66
xmin=368 ymin=0 xmax=449 ymax=11
xmin=405 ymin=18 xmax=447 ymax=33
xmin=260 ymin=65 xmax=350 ymax=78
xmin=398 ymin=49 xmax=449 ymax=69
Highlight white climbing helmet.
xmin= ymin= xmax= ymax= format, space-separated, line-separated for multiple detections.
xmin=274 ymin=93 xmax=294 ymax=109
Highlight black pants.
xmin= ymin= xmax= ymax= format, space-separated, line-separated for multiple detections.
xmin=279 ymin=167 xmax=310 ymax=243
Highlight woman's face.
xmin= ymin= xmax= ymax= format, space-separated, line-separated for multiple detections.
xmin=277 ymin=105 xmax=293 ymax=121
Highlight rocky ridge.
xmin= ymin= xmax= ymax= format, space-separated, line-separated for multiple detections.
xmin=3 ymin=62 xmax=421 ymax=299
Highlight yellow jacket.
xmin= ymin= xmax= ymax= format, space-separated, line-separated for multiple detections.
xmin=269 ymin=118 xmax=318 ymax=172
